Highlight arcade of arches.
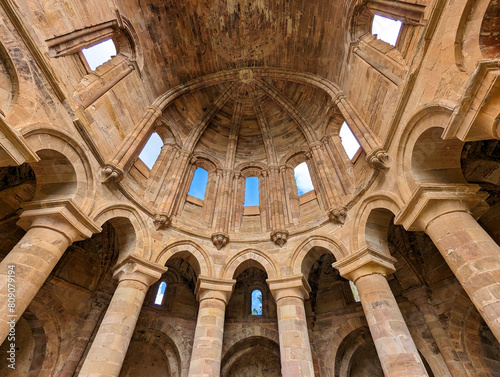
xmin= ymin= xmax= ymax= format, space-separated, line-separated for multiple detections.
xmin=1 ymin=0 xmax=500 ymax=376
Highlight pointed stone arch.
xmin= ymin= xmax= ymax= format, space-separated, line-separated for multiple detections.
xmin=155 ymin=241 xmax=213 ymax=278
xmin=91 ymin=203 xmax=151 ymax=260
xmin=221 ymin=249 xmax=279 ymax=279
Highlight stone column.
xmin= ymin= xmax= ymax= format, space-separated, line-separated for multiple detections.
xmin=333 ymin=248 xmax=429 ymax=377
xmin=404 ymin=286 xmax=468 ymax=377
xmin=0 ymin=200 xmax=100 ymax=344
xmin=78 ymin=256 xmax=167 ymax=377
xmin=395 ymin=184 xmax=500 ymax=342
xmin=188 ymin=277 xmax=235 ymax=377
xmin=267 ymin=275 xmax=315 ymax=377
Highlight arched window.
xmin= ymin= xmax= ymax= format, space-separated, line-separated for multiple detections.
xmin=339 ymin=122 xmax=361 ymax=160
xmin=188 ymin=167 xmax=209 ymax=200
xmin=349 ymin=281 xmax=360 ymax=303
xmin=372 ymin=14 xmax=403 ymax=46
xmin=251 ymin=289 xmax=263 ymax=315
xmin=294 ymin=162 xmax=314 ymax=196
xmin=244 ymin=176 xmax=259 ymax=206
xmin=154 ymin=281 xmax=167 ymax=305
xmin=81 ymin=38 xmax=117 ymax=71
xmin=138 ymin=132 xmax=163 ymax=169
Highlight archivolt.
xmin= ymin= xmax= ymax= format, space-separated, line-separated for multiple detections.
xmin=155 ymin=240 xmax=212 ymax=277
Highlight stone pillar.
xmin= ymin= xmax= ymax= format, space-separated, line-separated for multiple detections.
xmin=404 ymin=286 xmax=468 ymax=377
xmin=395 ymin=184 xmax=500 ymax=342
xmin=78 ymin=256 xmax=167 ymax=377
xmin=267 ymin=275 xmax=315 ymax=377
xmin=0 ymin=200 xmax=100 ymax=344
xmin=333 ymin=248 xmax=429 ymax=377
xmin=188 ymin=277 xmax=235 ymax=377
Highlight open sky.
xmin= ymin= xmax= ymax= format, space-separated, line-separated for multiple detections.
xmin=81 ymin=39 xmax=117 ymax=71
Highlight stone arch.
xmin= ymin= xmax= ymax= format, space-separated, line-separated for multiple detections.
xmin=21 ymin=125 xmax=95 ymax=211
xmin=134 ymin=315 xmax=192 ymax=377
xmin=351 ymin=193 xmax=403 ymax=254
xmin=290 ymin=236 xmax=347 ymax=276
xmin=222 ymin=326 xmax=279 ymax=358
xmin=192 ymin=152 xmax=222 ymax=173
xmin=155 ymin=241 xmax=212 ymax=277
xmin=91 ymin=203 xmax=150 ymax=260
xmin=221 ymin=336 xmax=281 ymax=377
xmin=221 ymin=249 xmax=279 ymax=279
xmin=279 ymin=146 xmax=310 ymax=167
xmin=396 ymin=105 xmax=458 ymax=199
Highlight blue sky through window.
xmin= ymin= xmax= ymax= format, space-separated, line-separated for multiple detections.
xmin=244 ymin=176 xmax=259 ymax=206
xmin=81 ymin=39 xmax=117 ymax=71
xmin=188 ymin=167 xmax=209 ymax=200
xmin=155 ymin=282 xmax=166 ymax=305
xmin=339 ymin=122 xmax=361 ymax=160
xmin=372 ymin=15 xmax=403 ymax=46
xmin=251 ymin=289 xmax=263 ymax=315
xmin=138 ymin=132 xmax=163 ymax=169
xmin=294 ymin=162 xmax=314 ymax=196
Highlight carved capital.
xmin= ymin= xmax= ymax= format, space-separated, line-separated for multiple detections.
xmin=18 ymin=199 xmax=101 ymax=243
xmin=332 ymin=246 xmax=397 ymax=283
xmin=267 ymin=275 xmax=311 ymax=302
xmin=112 ymin=255 xmax=167 ymax=287
xmin=154 ymin=213 xmax=171 ymax=230
xmin=366 ymin=148 xmax=389 ymax=169
xmin=196 ymin=276 xmax=236 ymax=304
xmin=211 ymin=232 xmax=229 ymax=250
xmin=394 ymin=184 xmax=489 ymax=231
xmin=328 ymin=206 xmax=347 ymax=224
xmin=102 ymin=163 xmax=124 ymax=183
xmin=270 ymin=229 xmax=289 ymax=247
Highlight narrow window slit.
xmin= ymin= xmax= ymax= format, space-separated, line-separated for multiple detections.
xmin=294 ymin=162 xmax=314 ymax=196
xmin=244 ymin=176 xmax=259 ymax=206
xmin=251 ymin=289 xmax=263 ymax=315
xmin=155 ymin=282 xmax=167 ymax=305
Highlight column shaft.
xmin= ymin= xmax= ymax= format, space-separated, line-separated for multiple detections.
xmin=0 ymin=226 xmax=71 ymax=343
xmin=78 ymin=279 xmax=148 ymax=377
xmin=276 ymin=295 xmax=315 ymax=377
xmin=426 ymin=210 xmax=500 ymax=341
xmin=356 ymin=273 xmax=429 ymax=377
xmin=188 ymin=297 xmax=227 ymax=377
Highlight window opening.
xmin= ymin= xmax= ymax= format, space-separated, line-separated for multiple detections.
xmin=138 ymin=132 xmax=163 ymax=169
xmin=81 ymin=38 xmax=117 ymax=71
xmin=339 ymin=122 xmax=361 ymax=160
xmin=350 ymin=281 xmax=361 ymax=302
xmin=188 ymin=167 xmax=209 ymax=200
xmin=294 ymin=162 xmax=314 ymax=196
xmin=244 ymin=176 xmax=259 ymax=206
xmin=251 ymin=289 xmax=263 ymax=315
xmin=371 ymin=15 xmax=402 ymax=46
xmin=155 ymin=282 xmax=167 ymax=305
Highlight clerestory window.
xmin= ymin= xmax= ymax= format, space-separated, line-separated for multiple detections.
xmin=339 ymin=122 xmax=361 ymax=160
xmin=188 ymin=167 xmax=209 ymax=200
xmin=154 ymin=281 xmax=167 ymax=305
xmin=138 ymin=132 xmax=163 ymax=169
xmin=349 ymin=281 xmax=361 ymax=303
xmin=244 ymin=176 xmax=259 ymax=206
xmin=81 ymin=38 xmax=117 ymax=71
xmin=251 ymin=289 xmax=263 ymax=315
xmin=371 ymin=14 xmax=403 ymax=47
xmin=294 ymin=162 xmax=314 ymax=196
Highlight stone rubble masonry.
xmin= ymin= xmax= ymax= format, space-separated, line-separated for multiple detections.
xmin=268 ymin=274 xmax=316 ymax=377
xmin=396 ymin=184 xmax=500 ymax=342
xmin=0 ymin=199 xmax=100 ymax=344
xmin=334 ymin=247 xmax=430 ymax=377
xmin=188 ymin=276 xmax=235 ymax=377
xmin=78 ymin=255 xmax=167 ymax=377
